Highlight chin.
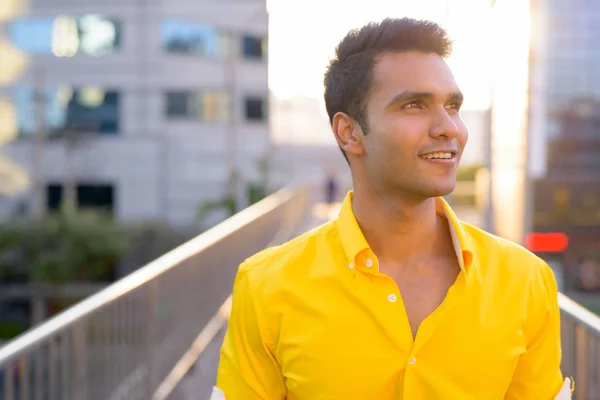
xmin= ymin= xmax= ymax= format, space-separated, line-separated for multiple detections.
xmin=422 ymin=181 xmax=456 ymax=198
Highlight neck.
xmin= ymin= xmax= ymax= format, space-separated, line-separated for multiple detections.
xmin=351 ymin=187 xmax=441 ymax=265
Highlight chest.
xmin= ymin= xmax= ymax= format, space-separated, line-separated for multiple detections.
xmin=383 ymin=259 xmax=460 ymax=337
xmin=276 ymin=287 xmax=524 ymax=400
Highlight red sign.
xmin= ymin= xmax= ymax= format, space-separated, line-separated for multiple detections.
xmin=525 ymin=232 xmax=569 ymax=253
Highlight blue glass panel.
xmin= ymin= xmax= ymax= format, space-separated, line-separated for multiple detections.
xmin=7 ymin=16 xmax=120 ymax=55
xmin=8 ymin=18 xmax=53 ymax=53
xmin=12 ymin=87 xmax=119 ymax=136
xmin=162 ymin=20 xmax=225 ymax=57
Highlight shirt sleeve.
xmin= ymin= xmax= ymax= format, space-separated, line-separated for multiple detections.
xmin=215 ymin=264 xmax=286 ymax=399
xmin=505 ymin=261 xmax=566 ymax=400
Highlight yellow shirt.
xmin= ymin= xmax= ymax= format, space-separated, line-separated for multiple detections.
xmin=217 ymin=192 xmax=565 ymax=399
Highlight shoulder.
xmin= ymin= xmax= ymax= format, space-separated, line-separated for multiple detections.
xmin=461 ymin=221 xmax=556 ymax=290
xmin=461 ymin=222 xmax=558 ymax=331
xmin=236 ymin=219 xmax=337 ymax=292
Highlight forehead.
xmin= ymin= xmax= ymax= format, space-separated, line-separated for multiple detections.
xmin=370 ymin=51 xmax=459 ymax=100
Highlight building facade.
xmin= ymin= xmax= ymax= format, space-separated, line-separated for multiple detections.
xmin=0 ymin=0 xmax=270 ymax=226
xmin=491 ymin=0 xmax=600 ymax=260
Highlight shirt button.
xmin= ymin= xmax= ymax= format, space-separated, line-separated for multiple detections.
xmin=388 ymin=294 xmax=397 ymax=303
xmin=409 ymin=357 xmax=416 ymax=365
xmin=348 ymin=263 xmax=354 ymax=270
xmin=365 ymin=258 xmax=373 ymax=267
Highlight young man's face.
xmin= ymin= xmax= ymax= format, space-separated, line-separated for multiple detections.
xmin=360 ymin=51 xmax=468 ymax=199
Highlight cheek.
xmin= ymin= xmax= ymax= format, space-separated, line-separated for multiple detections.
xmin=386 ymin=118 xmax=423 ymax=146
xmin=375 ymin=136 xmax=419 ymax=176
xmin=368 ymin=118 xmax=423 ymax=164
xmin=378 ymin=132 xmax=414 ymax=159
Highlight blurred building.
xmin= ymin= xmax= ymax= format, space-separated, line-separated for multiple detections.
xmin=271 ymin=94 xmax=335 ymax=146
xmin=459 ymin=109 xmax=491 ymax=167
xmin=490 ymin=0 xmax=600 ymax=264
xmin=270 ymin=143 xmax=352 ymax=201
xmin=0 ymin=0 xmax=270 ymax=226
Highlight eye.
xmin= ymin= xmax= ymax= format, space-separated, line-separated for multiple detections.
xmin=446 ymin=102 xmax=462 ymax=111
xmin=404 ymin=101 xmax=423 ymax=109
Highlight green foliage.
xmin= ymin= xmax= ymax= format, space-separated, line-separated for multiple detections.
xmin=247 ymin=183 xmax=267 ymax=205
xmin=451 ymin=194 xmax=477 ymax=206
xmin=196 ymin=183 xmax=267 ymax=226
xmin=0 ymin=321 xmax=26 ymax=339
xmin=197 ymin=155 xmax=272 ymax=225
xmin=456 ymin=164 xmax=484 ymax=181
xmin=223 ymin=195 xmax=237 ymax=216
xmin=197 ymin=195 xmax=238 ymax=226
xmin=0 ymin=209 xmax=128 ymax=284
xmin=255 ymin=156 xmax=269 ymax=181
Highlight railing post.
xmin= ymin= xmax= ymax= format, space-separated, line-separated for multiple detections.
xmin=20 ymin=356 xmax=30 ymax=400
xmin=48 ymin=339 xmax=58 ymax=400
xmin=561 ymin=315 xmax=575 ymax=377
xmin=35 ymin=346 xmax=43 ymax=400
xmin=146 ymin=281 xmax=158 ymax=398
xmin=596 ymin=339 xmax=600 ymax=399
xmin=60 ymin=334 xmax=70 ymax=400
xmin=4 ymin=363 xmax=14 ymax=400
xmin=72 ymin=325 xmax=88 ymax=400
xmin=575 ymin=325 xmax=588 ymax=400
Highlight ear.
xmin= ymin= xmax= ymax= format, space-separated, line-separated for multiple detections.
xmin=332 ymin=112 xmax=364 ymax=157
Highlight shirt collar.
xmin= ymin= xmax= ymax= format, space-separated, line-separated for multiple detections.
xmin=335 ymin=191 xmax=474 ymax=272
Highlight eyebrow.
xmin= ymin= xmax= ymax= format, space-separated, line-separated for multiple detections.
xmin=384 ymin=90 xmax=464 ymax=110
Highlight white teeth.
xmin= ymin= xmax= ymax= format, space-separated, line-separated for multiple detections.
xmin=423 ymin=152 xmax=452 ymax=159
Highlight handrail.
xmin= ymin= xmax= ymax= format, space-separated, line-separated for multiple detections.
xmin=0 ymin=185 xmax=312 ymax=400
xmin=152 ymin=185 xmax=313 ymax=399
xmin=559 ymin=292 xmax=600 ymax=333
xmin=558 ymin=292 xmax=600 ymax=399
xmin=0 ymin=187 xmax=296 ymax=364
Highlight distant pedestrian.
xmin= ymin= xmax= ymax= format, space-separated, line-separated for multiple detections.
xmin=561 ymin=252 xmax=581 ymax=292
xmin=325 ymin=172 xmax=338 ymax=205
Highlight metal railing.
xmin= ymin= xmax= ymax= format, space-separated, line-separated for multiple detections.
xmin=0 ymin=185 xmax=311 ymax=400
xmin=559 ymin=293 xmax=600 ymax=400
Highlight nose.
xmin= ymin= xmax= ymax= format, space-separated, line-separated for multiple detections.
xmin=429 ymin=106 xmax=459 ymax=140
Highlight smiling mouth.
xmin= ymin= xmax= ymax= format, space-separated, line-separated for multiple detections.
xmin=420 ymin=151 xmax=456 ymax=160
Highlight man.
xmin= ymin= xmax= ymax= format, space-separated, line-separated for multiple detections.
xmin=216 ymin=18 xmax=571 ymax=399
xmin=325 ymin=170 xmax=338 ymax=205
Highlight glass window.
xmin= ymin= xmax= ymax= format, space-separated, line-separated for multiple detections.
xmin=12 ymin=86 xmax=120 ymax=136
xmin=162 ymin=20 xmax=229 ymax=58
xmin=242 ymin=35 xmax=267 ymax=59
xmin=9 ymin=18 xmax=53 ymax=53
xmin=244 ymin=96 xmax=267 ymax=122
xmin=165 ymin=90 xmax=230 ymax=122
xmin=77 ymin=15 xmax=122 ymax=56
xmin=8 ymin=15 xmax=121 ymax=56
xmin=166 ymin=92 xmax=189 ymax=117
xmin=47 ymin=183 xmax=114 ymax=212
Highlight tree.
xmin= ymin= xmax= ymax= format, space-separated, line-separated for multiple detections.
xmin=0 ymin=209 xmax=128 ymax=284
